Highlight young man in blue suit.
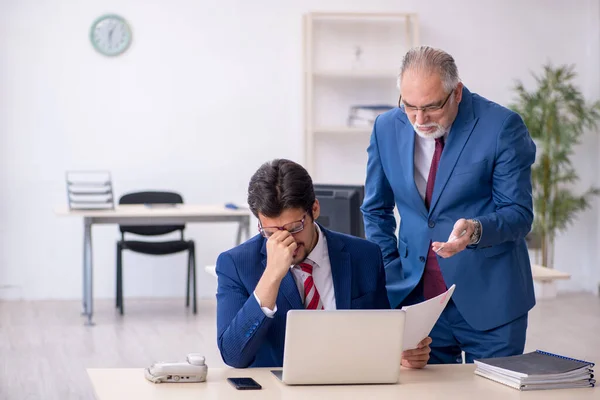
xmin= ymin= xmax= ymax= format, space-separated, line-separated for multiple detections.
xmin=216 ymin=159 xmax=431 ymax=368
xmin=361 ymin=46 xmax=536 ymax=364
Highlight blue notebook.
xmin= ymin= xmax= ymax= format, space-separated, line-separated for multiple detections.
xmin=474 ymin=350 xmax=595 ymax=391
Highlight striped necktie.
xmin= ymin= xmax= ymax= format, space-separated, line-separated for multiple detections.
xmin=298 ymin=262 xmax=324 ymax=310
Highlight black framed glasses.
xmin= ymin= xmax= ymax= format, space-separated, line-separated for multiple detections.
xmin=258 ymin=214 xmax=307 ymax=238
xmin=399 ymin=90 xmax=453 ymax=115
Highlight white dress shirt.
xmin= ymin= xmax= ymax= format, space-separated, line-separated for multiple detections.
xmin=254 ymin=223 xmax=336 ymax=317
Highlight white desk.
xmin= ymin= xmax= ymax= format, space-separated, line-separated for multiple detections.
xmin=531 ymin=264 xmax=571 ymax=299
xmin=87 ymin=365 xmax=596 ymax=399
xmin=56 ymin=204 xmax=252 ymax=325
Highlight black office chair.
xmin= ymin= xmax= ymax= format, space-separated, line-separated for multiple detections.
xmin=116 ymin=191 xmax=196 ymax=315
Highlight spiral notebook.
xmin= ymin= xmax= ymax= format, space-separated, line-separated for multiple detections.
xmin=474 ymin=350 xmax=595 ymax=391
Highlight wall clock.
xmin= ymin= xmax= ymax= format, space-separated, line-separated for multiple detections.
xmin=90 ymin=14 xmax=132 ymax=56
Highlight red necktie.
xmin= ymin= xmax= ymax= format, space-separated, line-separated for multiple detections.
xmin=298 ymin=262 xmax=324 ymax=310
xmin=423 ymin=137 xmax=448 ymax=300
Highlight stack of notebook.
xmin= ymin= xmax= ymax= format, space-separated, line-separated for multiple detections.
xmin=474 ymin=350 xmax=595 ymax=391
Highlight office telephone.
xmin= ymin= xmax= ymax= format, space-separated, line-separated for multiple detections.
xmin=144 ymin=353 xmax=208 ymax=383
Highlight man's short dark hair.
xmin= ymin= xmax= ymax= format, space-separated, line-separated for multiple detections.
xmin=247 ymin=159 xmax=315 ymax=219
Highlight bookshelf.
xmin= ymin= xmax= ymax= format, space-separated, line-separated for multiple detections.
xmin=303 ymin=12 xmax=419 ymax=185
xmin=313 ymin=70 xmax=400 ymax=79
xmin=313 ymin=126 xmax=373 ymax=135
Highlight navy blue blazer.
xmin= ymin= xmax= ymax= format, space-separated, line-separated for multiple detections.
xmin=361 ymin=86 xmax=536 ymax=331
xmin=216 ymin=226 xmax=390 ymax=368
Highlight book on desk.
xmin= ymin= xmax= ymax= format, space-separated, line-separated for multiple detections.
xmin=474 ymin=350 xmax=595 ymax=391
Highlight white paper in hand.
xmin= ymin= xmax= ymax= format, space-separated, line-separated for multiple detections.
xmin=400 ymin=284 xmax=456 ymax=351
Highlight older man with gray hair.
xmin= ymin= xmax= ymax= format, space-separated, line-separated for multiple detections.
xmin=361 ymin=46 xmax=536 ymax=364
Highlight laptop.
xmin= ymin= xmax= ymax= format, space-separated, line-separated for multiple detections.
xmin=272 ymin=309 xmax=405 ymax=385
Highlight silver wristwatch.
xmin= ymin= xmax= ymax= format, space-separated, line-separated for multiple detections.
xmin=468 ymin=219 xmax=482 ymax=245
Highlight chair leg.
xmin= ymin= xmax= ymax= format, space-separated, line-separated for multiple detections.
xmin=192 ymin=246 xmax=197 ymax=315
xmin=118 ymin=246 xmax=124 ymax=316
xmin=186 ymin=249 xmax=191 ymax=307
xmin=116 ymin=244 xmax=122 ymax=309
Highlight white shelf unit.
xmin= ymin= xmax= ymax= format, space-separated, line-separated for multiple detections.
xmin=313 ymin=126 xmax=373 ymax=135
xmin=303 ymin=12 xmax=419 ymax=185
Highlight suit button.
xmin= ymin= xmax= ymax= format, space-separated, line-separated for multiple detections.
xmin=428 ymin=220 xmax=435 ymax=228
xmin=419 ymin=256 xmax=425 ymax=262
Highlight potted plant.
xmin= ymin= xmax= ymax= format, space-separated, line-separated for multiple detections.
xmin=510 ymin=64 xmax=600 ymax=269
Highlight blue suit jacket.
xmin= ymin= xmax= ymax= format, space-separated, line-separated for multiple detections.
xmin=361 ymin=87 xmax=536 ymax=331
xmin=215 ymin=226 xmax=390 ymax=368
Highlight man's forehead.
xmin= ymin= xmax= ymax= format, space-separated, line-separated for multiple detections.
xmin=400 ymin=70 xmax=445 ymax=101
xmin=259 ymin=209 xmax=305 ymax=225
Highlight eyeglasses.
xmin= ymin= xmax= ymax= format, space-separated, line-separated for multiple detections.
xmin=399 ymin=91 xmax=453 ymax=115
xmin=258 ymin=214 xmax=307 ymax=238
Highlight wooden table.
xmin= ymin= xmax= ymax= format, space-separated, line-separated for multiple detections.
xmin=531 ymin=264 xmax=571 ymax=298
xmin=56 ymin=204 xmax=252 ymax=325
xmin=87 ymin=365 xmax=596 ymax=399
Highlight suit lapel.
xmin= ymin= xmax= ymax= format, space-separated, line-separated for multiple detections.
xmin=429 ymin=88 xmax=479 ymax=214
xmin=396 ymin=117 xmax=428 ymax=218
xmin=322 ymin=227 xmax=351 ymax=309
xmin=260 ymin=239 xmax=303 ymax=310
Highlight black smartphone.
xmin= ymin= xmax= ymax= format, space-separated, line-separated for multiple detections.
xmin=227 ymin=377 xmax=262 ymax=390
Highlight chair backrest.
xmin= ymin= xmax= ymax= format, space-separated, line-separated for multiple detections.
xmin=119 ymin=191 xmax=184 ymax=236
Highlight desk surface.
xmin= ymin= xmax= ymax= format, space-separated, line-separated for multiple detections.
xmin=87 ymin=365 xmax=596 ymax=399
xmin=55 ymin=204 xmax=252 ymax=218
xmin=531 ymin=264 xmax=571 ymax=280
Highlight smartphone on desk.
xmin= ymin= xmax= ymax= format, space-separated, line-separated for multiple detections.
xmin=227 ymin=377 xmax=262 ymax=390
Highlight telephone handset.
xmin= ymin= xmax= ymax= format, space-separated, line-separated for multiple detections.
xmin=144 ymin=353 xmax=208 ymax=383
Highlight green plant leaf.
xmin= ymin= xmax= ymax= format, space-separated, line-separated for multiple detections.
xmin=510 ymin=63 xmax=600 ymax=267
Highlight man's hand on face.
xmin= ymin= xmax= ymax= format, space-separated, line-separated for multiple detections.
xmin=431 ymin=218 xmax=474 ymax=258
xmin=265 ymin=230 xmax=297 ymax=282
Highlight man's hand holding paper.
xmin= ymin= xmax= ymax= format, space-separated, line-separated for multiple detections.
xmin=401 ymin=284 xmax=456 ymax=368
xmin=402 ymin=337 xmax=433 ymax=369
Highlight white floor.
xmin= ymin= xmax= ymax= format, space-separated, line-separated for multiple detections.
xmin=0 ymin=293 xmax=598 ymax=400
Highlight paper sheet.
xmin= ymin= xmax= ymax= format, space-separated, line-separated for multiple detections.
xmin=401 ymin=284 xmax=456 ymax=350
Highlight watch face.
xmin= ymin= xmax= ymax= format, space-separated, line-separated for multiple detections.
xmin=90 ymin=14 xmax=132 ymax=56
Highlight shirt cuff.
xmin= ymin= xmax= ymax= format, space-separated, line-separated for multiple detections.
xmin=253 ymin=291 xmax=277 ymax=318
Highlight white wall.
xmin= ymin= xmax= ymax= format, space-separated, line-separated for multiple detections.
xmin=1 ymin=0 xmax=599 ymax=300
